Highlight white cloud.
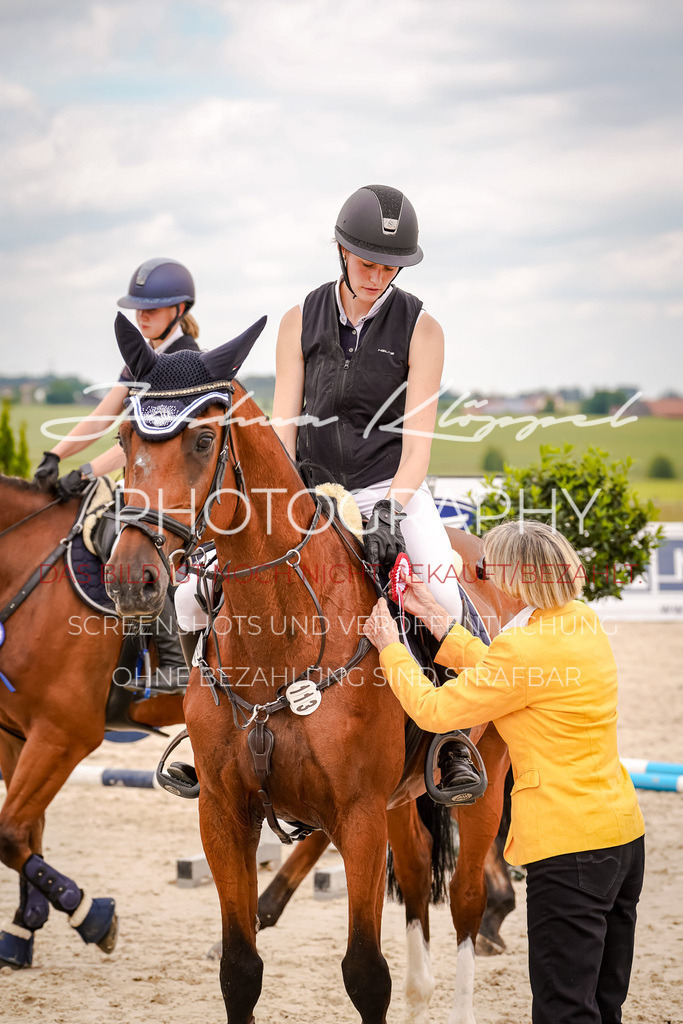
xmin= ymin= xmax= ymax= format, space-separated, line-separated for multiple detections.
xmin=0 ymin=0 xmax=681 ymax=399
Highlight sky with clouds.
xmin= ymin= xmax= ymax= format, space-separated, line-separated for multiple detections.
xmin=1 ymin=0 xmax=682 ymax=397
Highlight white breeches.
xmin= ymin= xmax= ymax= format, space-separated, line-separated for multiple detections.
xmin=352 ymin=479 xmax=463 ymax=621
xmin=174 ymin=478 xmax=462 ymax=632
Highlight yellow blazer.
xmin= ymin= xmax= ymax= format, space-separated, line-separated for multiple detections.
xmin=379 ymin=600 xmax=644 ymax=865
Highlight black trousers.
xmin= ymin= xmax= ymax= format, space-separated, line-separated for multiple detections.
xmin=526 ymin=835 xmax=645 ymax=1024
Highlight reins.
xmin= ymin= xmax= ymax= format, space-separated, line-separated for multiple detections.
xmin=0 ymin=514 xmax=84 ymax=628
xmin=0 ymin=496 xmax=62 ymax=542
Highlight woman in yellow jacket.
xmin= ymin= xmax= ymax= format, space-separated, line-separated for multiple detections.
xmin=364 ymin=520 xmax=645 ymax=1024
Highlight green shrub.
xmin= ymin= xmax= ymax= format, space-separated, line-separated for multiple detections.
xmin=647 ymin=454 xmax=676 ymax=479
xmin=470 ymin=444 xmax=663 ymax=601
xmin=481 ymin=446 xmax=504 ymax=472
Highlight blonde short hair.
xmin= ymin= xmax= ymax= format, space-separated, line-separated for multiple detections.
xmin=483 ymin=520 xmax=584 ymax=609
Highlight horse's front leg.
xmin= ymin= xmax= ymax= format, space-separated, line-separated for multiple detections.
xmin=0 ymin=725 xmax=117 ymax=967
xmin=0 ymin=733 xmax=49 ymax=968
xmin=448 ymin=724 xmax=509 ymax=1024
xmin=335 ymin=802 xmax=392 ymax=1024
xmin=199 ymin=787 xmax=262 ymax=1024
xmin=257 ymin=829 xmax=330 ymax=928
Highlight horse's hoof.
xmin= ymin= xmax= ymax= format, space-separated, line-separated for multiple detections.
xmin=96 ymin=912 xmax=118 ymax=954
xmin=0 ymin=927 xmax=34 ymax=969
xmin=206 ymin=939 xmax=222 ymax=960
xmin=475 ymin=932 xmax=505 ymax=957
xmin=71 ymin=896 xmax=117 ymax=949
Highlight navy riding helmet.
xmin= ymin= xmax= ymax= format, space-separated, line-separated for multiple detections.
xmin=118 ymin=258 xmax=195 ymax=310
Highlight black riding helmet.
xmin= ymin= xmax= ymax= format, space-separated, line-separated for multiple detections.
xmin=117 ymin=258 xmax=195 ymax=341
xmin=334 ymin=185 xmax=423 ymax=297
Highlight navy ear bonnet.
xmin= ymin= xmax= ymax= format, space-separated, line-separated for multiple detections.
xmin=115 ymin=312 xmax=267 ymax=440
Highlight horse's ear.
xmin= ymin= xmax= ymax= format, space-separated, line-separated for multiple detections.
xmin=200 ymin=315 xmax=267 ymax=381
xmin=114 ymin=312 xmax=157 ymax=380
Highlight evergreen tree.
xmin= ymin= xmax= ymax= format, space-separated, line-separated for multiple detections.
xmin=0 ymin=399 xmax=31 ymax=478
xmin=0 ymin=400 xmax=16 ymax=474
xmin=14 ymin=423 xmax=30 ymax=478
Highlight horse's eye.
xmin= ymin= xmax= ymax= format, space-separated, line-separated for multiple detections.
xmin=196 ymin=433 xmax=214 ymax=451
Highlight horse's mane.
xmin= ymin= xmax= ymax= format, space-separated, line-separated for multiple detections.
xmin=0 ymin=473 xmax=41 ymax=493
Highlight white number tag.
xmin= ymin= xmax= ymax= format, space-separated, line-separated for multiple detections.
xmin=286 ymin=680 xmax=322 ymax=716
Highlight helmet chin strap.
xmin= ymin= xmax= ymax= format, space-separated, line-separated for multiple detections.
xmin=338 ymin=246 xmax=402 ymax=305
xmin=338 ymin=246 xmax=356 ymax=299
xmin=153 ymin=304 xmax=184 ymax=342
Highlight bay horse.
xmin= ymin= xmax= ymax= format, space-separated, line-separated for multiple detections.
xmin=0 ymin=475 xmax=185 ymax=968
xmin=105 ymin=313 xmax=517 ymax=1024
xmin=255 ymin=526 xmax=517 ymax=959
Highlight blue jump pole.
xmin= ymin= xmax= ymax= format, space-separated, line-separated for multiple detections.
xmin=0 ymin=766 xmax=158 ymax=790
xmin=622 ymin=758 xmax=683 ymax=776
xmin=627 ymin=772 xmax=683 ymax=793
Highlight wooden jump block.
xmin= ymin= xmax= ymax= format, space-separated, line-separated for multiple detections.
xmin=176 ymin=853 xmax=211 ymax=889
xmin=313 ymin=863 xmax=347 ymax=900
xmin=176 ymin=824 xmax=283 ymax=887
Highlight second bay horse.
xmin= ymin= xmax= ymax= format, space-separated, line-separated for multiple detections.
xmin=0 ymin=475 xmax=185 ymax=968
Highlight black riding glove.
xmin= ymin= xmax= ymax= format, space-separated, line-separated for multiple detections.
xmin=33 ymin=451 xmax=61 ymax=491
xmin=56 ymin=467 xmax=93 ymax=502
xmin=364 ymin=499 xmax=407 ymax=570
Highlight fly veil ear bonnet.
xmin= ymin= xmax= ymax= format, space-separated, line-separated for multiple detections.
xmin=114 ymin=312 xmax=267 ymax=439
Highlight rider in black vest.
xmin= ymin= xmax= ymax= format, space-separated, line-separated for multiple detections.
xmin=33 ymin=258 xmax=200 ymax=692
xmin=272 ymin=185 xmax=480 ymax=791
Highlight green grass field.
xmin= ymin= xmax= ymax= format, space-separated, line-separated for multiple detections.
xmin=428 ymin=410 xmax=683 ymax=520
xmin=7 ymin=402 xmax=683 ymax=520
xmin=10 ymin=403 xmax=120 ymax=476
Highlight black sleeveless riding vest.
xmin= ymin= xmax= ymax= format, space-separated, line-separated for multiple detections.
xmin=297 ymin=282 xmax=423 ymax=490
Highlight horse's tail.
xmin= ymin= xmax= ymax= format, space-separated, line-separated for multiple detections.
xmin=386 ymin=794 xmax=457 ymax=905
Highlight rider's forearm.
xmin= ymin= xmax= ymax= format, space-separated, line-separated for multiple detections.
xmin=51 ymin=414 xmax=122 ymax=460
xmin=89 ymin=444 xmax=126 ymax=476
xmin=384 ymin=449 xmax=430 ymax=509
xmin=271 ymin=420 xmax=298 ymax=460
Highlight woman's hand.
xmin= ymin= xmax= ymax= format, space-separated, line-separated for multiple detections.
xmin=364 ymin=599 xmax=400 ymax=652
xmin=401 ymin=576 xmax=439 ymax=619
xmin=401 ymin=577 xmax=453 ymax=640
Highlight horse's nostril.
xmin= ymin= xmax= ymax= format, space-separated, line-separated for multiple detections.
xmin=143 ymin=567 xmax=158 ymax=586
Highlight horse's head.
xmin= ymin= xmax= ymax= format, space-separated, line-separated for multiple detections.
xmin=105 ymin=312 xmax=266 ymax=617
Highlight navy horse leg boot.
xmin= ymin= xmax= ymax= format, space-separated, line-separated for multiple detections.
xmin=0 ymin=875 xmax=50 ymax=968
xmin=22 ymin=854 xmax=117 ymax=953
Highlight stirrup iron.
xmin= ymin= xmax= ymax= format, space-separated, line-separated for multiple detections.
xmin=425 ymin=731 xmax=488 ymax=806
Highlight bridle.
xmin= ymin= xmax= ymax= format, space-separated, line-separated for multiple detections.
xmin=105 ymin=383 xmax=245 ymax=579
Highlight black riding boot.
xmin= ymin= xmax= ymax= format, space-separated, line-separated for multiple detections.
xmin=125 ymin=593 xmax=190 ymax=693
xmin=437 ymin=742 xmax=482 ymax=791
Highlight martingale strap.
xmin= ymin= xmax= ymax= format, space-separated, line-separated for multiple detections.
xmin=182 ymin=496 xmax=374 ymax=844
